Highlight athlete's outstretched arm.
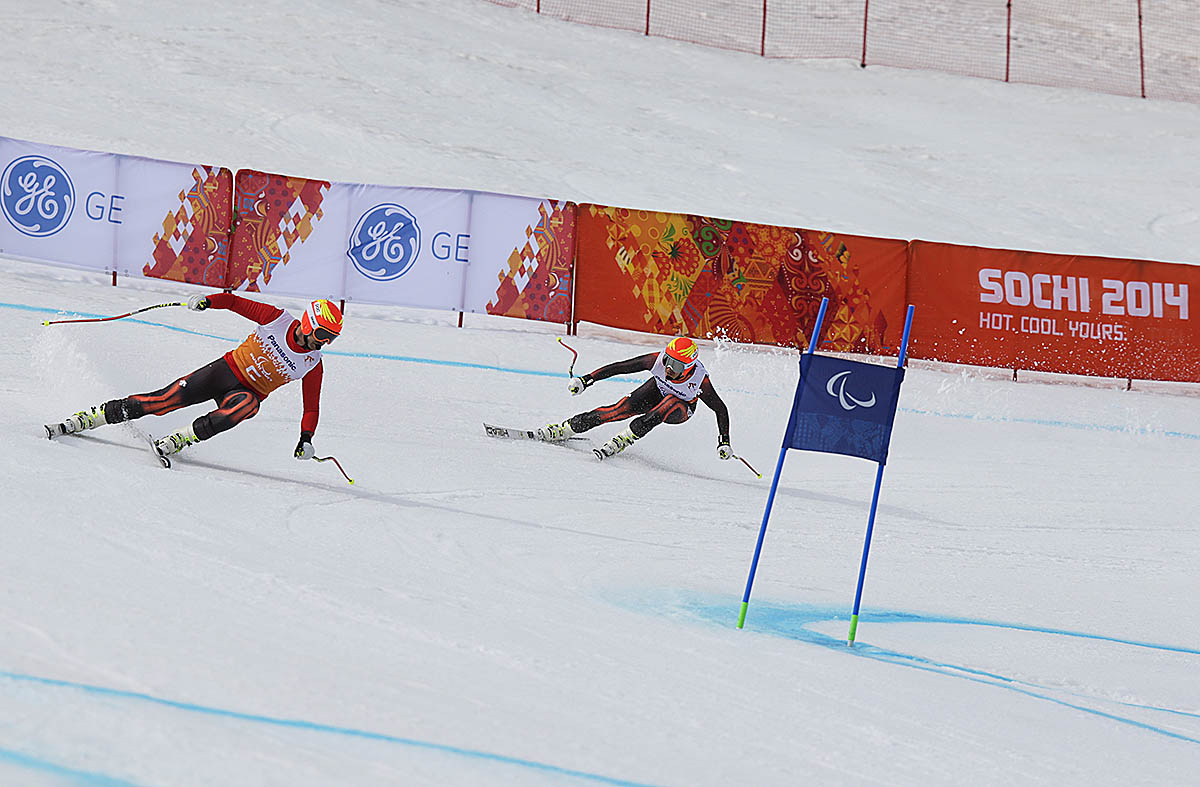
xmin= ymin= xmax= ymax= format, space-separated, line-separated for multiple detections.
xmin=205 ymin=292 xmax=284 ymax=325
xmin=581 ymin=353 xmax=657 ymax=385
xmin=698 ymin=377 xmax=731 ymax=442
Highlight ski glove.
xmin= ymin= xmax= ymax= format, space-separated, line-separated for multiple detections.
xmin=568 ymin=375 xmax=593 ymax=396
xmin=718 ymin=436 xmax=732 ymax=461
xmin=187 ymin=294 xmax=210 ymax=311
xmin=294 ymin=431 xmax=315 ymax=460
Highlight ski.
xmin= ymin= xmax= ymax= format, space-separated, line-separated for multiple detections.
xmin=483 ymin=423 xmax=588 ymax=442
xmin=44 ymin=422 xmax=171 ymax=468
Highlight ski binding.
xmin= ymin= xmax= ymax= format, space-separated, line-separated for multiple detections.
xmin=148 ymin=436 xmax=172 ymax=468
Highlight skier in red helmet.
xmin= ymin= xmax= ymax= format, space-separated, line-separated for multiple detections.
xmin=47 ymin=293 xmax=342 ymax=462
xmin=538 ymin=336 xmax=732 ymax=461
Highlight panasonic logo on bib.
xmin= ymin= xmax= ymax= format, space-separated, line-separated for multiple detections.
xmin=267 ymin=334 xmax=298 ymax=371
xmin=826 ymin=370 xmax=876 ymax=411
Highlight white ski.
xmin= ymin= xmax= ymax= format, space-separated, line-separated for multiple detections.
xmin=42 ymin=422 xmax=172 ymax=468
xmin=483 ymin=423 xmax=587 ymax=442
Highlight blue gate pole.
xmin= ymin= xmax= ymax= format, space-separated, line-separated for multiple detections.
xmin=738 ymin=298 xmax=828 ymax=629
xmin=847 ymin=304 xmax=914 ymax=645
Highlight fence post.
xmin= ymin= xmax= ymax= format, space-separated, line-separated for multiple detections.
xmin=760 ymin=0 xmax=767 ymax=57
xmin=568 ymin=202 xmax=580 ymax=336
xmin=1137 ymin=0 xmax=1146 ymax=98
xmin=860 ymin=0 xmax=870 ymax=68
xmin=1005 ymin=0 xmax=1013 ymax=82
xmin=645 ymin=0 xmax=651 ymax=36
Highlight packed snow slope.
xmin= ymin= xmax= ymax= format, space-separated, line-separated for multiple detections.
xmin=3 ymin=0 xmax=1200 ymax=785
xmin=5 ymin=259 xmax=1200 ymax=785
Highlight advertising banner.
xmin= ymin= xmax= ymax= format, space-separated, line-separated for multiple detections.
xmin=340 ymin=184 xmax=471 ymax=309
xmin=229 ymin=170 xmax=473 ymax=308
xmin=0 ymin=136 xmax=118 ymax=272
xmin=136 ymin=161 xmax=232 ymax=287
xmin=907 ymin=241 xmax=1200 ymax=382
xmin=574 ymin=204 xmax=908 ymax=353
xmin=0 ymin=136 xmax=232 ymax=284
xmin=228 ymin=169 xmax=336 ymax=295
xmin=463 ymin=194 xmax=575 ymax=324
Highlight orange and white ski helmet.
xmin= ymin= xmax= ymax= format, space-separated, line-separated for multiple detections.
xmin=300 ymin=299 xmax=343 ymax=344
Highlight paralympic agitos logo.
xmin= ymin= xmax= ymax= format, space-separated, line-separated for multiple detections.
xmin=825 ymin=370 xmax=876 ymax=411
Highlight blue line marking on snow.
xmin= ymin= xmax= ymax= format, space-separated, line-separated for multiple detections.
xmin=15 ymin=300 xmax=1198 ymax=438
xmin=0 ymin=745 xmax=135 ymax=786
xmin=18 ymin=301 xmax=639 ymax=381
xmin=0 ymin=670 xmax=657 ymax=787
xmin=897 ymin=406 xmax=1200 ymax=441
xmin=685 ymin=600 xmax=1200 ymax=745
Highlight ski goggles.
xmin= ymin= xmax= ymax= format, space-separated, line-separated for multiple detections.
xmin=312 ymin=327 xmax=339 ymax=345
xmin=663 ymin=355 xmax=691 ymax=378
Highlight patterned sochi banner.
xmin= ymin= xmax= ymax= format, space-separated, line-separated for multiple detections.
xmin=573 ymin=204 xmax=909 ymax=353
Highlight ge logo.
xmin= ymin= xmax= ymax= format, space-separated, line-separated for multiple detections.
xmin=347 ymin=203 xmax=421 ymax=281
xmin=826 ymin=370 xmax=876 ymax=411
xmin=1 ymin=155 xmax=75 ymax=237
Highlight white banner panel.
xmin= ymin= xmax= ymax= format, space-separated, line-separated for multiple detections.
xmin=0 ymin=136 xmax=118 ymax=272
xmin=112 ymin=155 xmax=226 ymax=281
xmin=463 ymin=192 xmax=546 ymax=313
xmin=244 ymin=179 xmax=473 ymax=309
xmin=339 ymin=184 xmax=472 ymax=309
xmin=464 ymin=193 xmax=576 ymax=324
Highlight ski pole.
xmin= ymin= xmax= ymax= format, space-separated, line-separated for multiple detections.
xmin=42 ymin=301 xmax=185 ymax=326
xmin=556 ymin=336 xmax=578 ymax=377
xmin=314 ymin=455 xmax=355 ymax=484
xmin=733 ymin=453 xmax=762 ymax=478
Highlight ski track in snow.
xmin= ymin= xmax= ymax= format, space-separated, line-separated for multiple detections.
xmin=2 ymin=601 xmax=1197 ymax=785
xmin=7 ymin=276 xmax=1200 ymax=783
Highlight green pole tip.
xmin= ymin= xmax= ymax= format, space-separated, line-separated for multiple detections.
xmin=737 ymin=601 xmax=748 ymax=629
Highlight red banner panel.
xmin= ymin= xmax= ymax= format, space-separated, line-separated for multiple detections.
xmin=228 ymin=169 xmax=330 ymax=291
xmin=143 ymin=166 xmax=233 ymax=286
xmin=574 ymin=204 xmax=908 ymax=353
xmin=908 ymin=241 xmax=1200 ymax=382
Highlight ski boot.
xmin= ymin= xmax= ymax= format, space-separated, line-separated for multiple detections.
xmin=594 ymin=427 xmax=638 ymax=460
xmin=47 ymin=405 xmax=107 ymax=438
xmin=536 ymin=420 xmax=576 ymax=442
xmin=154 ymin=425 xmax=200 ymax=457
